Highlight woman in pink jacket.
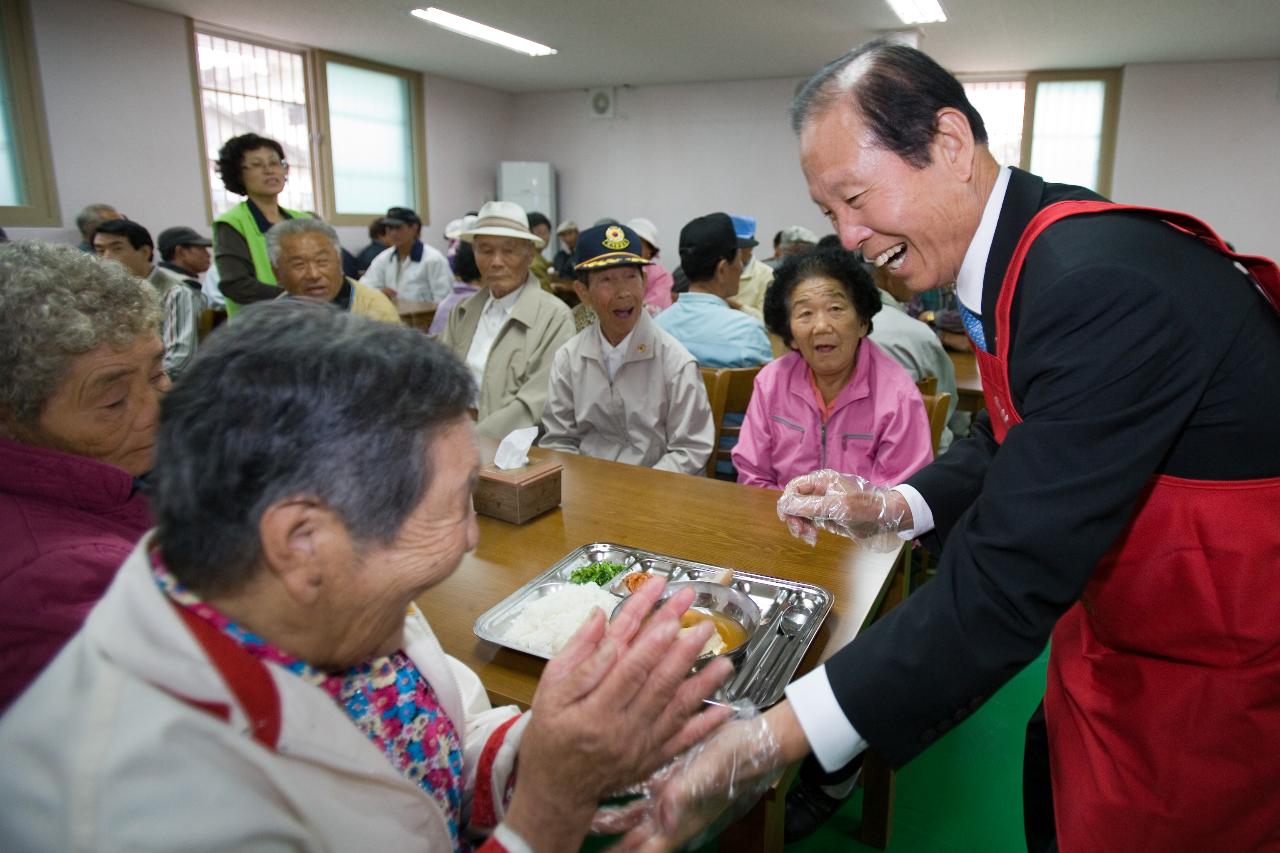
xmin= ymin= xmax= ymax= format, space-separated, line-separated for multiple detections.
xmin=733 ymin=248 xmax=932 ymax=490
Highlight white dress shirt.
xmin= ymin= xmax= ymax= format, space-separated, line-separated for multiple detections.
xmin=786 ymin=166 xmax=1013 ymax=773
xmin=464 ymin=285 xmax=525 ymax=398
xmin=895 ymin=165 xmax=1011 ymax=540
xmin=598 ymin=326 xmax=635 ymax=381
xmin=360 ymin=241 xmax=454 ymax=302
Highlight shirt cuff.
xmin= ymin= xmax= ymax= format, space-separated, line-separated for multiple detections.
xmin=491 ymin=823 xmax=535 ymax=853
xmin=784 ymin=665 xmax=868 ymax=774
xmin=893 ymin=484 xmax=935 ymax=538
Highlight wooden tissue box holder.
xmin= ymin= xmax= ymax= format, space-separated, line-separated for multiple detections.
xmin=474 ymin=458 xmax=562 ymax=524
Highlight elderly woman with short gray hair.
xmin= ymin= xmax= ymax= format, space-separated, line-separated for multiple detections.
xmin=0 ymin=241 xmax=166 ymax=712
xmin=265 ymin=218 xmax=401 ymax=323
xmin=0 ymin=301 xmax=731 ymax=851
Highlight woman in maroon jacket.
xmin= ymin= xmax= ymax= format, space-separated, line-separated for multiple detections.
xmin=0 ymin=242 xmax=165 ymax=712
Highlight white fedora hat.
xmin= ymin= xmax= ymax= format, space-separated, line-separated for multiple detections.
xmin=460 ymin=201 xmax=545 ymax=249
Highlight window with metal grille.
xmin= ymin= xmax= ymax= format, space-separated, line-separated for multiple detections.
xmin=194 ymin=32 xmax=316 ymax=217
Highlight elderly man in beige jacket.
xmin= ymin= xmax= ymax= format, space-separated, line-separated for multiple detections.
xmin=441 ymin=201 xmax=574 ymax=439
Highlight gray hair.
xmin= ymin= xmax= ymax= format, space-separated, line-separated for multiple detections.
xmin=150 ymin=299 xmax=476 ymax=596
xmin=74 ymin=203 xmax=119 ymax=240
xmin=0 ymin=241 xmax=161 ymax=425
xmin=265 ymin=218 xmax=342 ymax=266
xmin=791 ymin=39 xmax=988 ymax=168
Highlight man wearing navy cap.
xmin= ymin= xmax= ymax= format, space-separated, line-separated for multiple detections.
xmin=359 ymin=206 xmax=453 ymax=302
xmin=540 ymin=224 xmax=714 ymax=475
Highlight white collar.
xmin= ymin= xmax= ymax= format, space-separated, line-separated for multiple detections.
xmin=484 ymin=282 xmax=525 ymax=316
xmin=954 ymin=165 xmax=1012 ymax=313
xmin=597 ymin=324 xmax=636 ymax=359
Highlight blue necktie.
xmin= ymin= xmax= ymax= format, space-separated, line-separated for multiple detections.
xmin=958 ymin=302 xmax=987 ymax=353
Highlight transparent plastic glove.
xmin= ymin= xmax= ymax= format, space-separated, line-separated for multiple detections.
xmin=776 ymin=469 xmax=908 ymax=552
xmin=595 ymin=702 xmax=785 ymax=851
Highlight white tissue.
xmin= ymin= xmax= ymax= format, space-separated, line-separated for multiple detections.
xmin=494 ymin=426 xmax=539 ymax=470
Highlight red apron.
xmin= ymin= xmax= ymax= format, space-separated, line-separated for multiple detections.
xmin=973 ymin=201 xmax=1280 ymax=852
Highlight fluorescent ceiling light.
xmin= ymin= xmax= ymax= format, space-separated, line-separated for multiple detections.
xmin=885 ymin=0 xmax=947 ymax=25
xmin=411 ymin=8 xmax=557 ymax=57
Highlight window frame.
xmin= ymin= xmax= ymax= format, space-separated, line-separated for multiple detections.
xmin=188 ymin=23 xmax=428 ymax=225
xmin=1020 ymin=68 xmax=1123 ymax=197
xmin=0 ymin=0 xmax=60 ymax=228
xmin=312 ymin=50 xmax=429 ymax=227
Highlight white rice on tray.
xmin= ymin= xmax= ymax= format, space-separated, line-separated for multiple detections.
xmin=502 ymin=583 xmax=621 ymax=656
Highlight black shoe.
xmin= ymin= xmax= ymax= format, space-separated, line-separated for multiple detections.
xmin=783 ymin=767 xmax=861 ymax=843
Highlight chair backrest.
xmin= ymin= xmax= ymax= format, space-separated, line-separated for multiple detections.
xmin=768 ymin=333 xmax=789 ymax=359
xmin=920 ymin=391 xmax=952 ymax=455
xmin=700 ymin=367 xmax=730 ymax=477
xmin=711 ymin=366 xmax=763 ymax=477
xmin=915 ymin=375 xmax=938 ymax=396
xmin=197 ymin=307 xmax=227 ymax=342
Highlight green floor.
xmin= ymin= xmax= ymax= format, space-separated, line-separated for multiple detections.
xmin=787 ymin=647 xmax=1049 ymax=853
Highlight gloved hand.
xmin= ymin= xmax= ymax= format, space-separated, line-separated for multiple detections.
xmin=776 ymin=469 xmax=909 ymax=551
xmin=592 ymin=702 xmax=784 ymax=851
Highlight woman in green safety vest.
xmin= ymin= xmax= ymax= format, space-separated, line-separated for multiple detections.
xmin=211 ymin=133 xmax=311 ymax=317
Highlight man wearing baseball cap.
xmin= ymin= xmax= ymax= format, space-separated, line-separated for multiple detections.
xmin=440 ymin=200 xmax=574 ymax=439
xmin=359 ymin=206 xmax=453 ymax=302
xmin=655 ymin=213 xmax=772 ymax=368
xmin=539 ymin=224 xmax=714 ymax=474
xmin=157 ymin=226 xmax=213 ymax=288
xmin=551 ymin=220 xmax=579 ymax=280
xmin=730 ymin=214 xmax=774 ymax=321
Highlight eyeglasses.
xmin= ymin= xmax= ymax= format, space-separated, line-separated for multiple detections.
xmin=243 ymin=158 xmax=288 ymax=173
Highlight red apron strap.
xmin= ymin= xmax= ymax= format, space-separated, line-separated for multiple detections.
xmin=171 ymin=602 xmax=282 ymax=751
xmin=996 ymin=201 xmax=1280 ymax=362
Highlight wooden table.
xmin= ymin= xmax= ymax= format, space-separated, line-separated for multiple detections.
xmin=949 ymin=349 xmax=985 ymax=412
xmin=395 ymin=298 xmax=437 ymax=331
xmin=416 ymin=445 xmax=905 ymax=851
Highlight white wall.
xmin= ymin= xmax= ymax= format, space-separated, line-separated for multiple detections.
xmin=9 ymin=0 xmax=512 ymax=255
xmin=1111 ymin=59 xmax=1279 ymax=259
xmin=12 ymin=2 xmax=1278 ymax=266
xmin=11 ymin=0 xmax=205 ymax=245
xmin=419 ymin=77 xmax=512 ymax=248
xmin=505 ymin=78 xmax=831 ymax=259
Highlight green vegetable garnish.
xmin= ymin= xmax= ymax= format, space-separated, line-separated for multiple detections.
xmin=569 ymin=561 xmax=628 ymax=586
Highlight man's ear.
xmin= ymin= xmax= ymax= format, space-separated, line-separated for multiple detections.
xmin=572 ymin=279 xmax=590 ymax=304
xmin=714 ymin=257 xmax=732 ymax=282
xmin=932 ymin=107 xmax=977 ymax=182
xmin=257 ymin=497 xmax=347 ymax=606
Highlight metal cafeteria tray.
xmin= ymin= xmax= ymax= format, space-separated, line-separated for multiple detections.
xmin=473 ymin=542 xmax=833 ymax=707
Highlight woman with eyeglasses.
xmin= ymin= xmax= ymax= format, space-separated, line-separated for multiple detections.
xmin=212 ymin=133 xmax=312 ymax=317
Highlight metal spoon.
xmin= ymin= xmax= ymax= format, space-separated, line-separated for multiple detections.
xmin=754 ymin=604 xmax=814 ymax=702
xmin=726 ymin=589 xmax=792 ymax=697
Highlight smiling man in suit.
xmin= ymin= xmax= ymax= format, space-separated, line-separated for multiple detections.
xmin=618 ymin=39 xmax=1280 ymax=853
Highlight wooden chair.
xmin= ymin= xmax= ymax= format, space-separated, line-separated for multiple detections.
xmin=915 ymin=375 xmax=938 ymax=396
xmin=767 ymin=332 xmax=789 ymax=359
xmin=197 ymin=307 xmax=226 ymax=342
xmin=699 ymin=366 xmax=762 ymax=478
xmin=903 ymin=391 xmax=952 ymax=598
xmin=920 ymin=391 xmax=952 ymax=456
xmin=716 ymin=366 xmax=762 ymax=478
xmin=699 ymin=367 xmax=730 ymax=478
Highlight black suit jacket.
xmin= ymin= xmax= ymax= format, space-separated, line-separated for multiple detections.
xmin=822 ymin=168 xmax=1280 ymax=766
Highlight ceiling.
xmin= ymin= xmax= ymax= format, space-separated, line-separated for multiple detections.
xmin=133 ymin=0 xmax=1280 ymax=93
